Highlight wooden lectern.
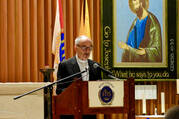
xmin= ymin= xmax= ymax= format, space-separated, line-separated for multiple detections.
xmin=53 ymin=78 xmax=135 ymax=119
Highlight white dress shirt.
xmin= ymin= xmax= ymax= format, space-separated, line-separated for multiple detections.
xmin=76 ymin=55 xmax=89 ymax=81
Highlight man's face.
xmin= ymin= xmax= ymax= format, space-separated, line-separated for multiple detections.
xmin=132 ymin=0 xmax=144 ymax=18
xmin=132 ymin=0 xmax=141 ymax=11
xmin=75 ymin=39 xmax=93 ymax=60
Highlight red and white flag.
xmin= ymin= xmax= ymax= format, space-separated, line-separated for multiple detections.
xmin=52 ymin=0 xmax=65 ymax=83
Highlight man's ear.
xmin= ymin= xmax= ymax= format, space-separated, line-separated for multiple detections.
xmin=74 ymin=45 xmax=77 ymax=52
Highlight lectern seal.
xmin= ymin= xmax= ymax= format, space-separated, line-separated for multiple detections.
xmin=98 ymin=85 xmax=114 ymax=105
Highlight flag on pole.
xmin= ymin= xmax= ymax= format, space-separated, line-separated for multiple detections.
xmin=79 ymin=0 xmax=92 ymax=59
xmin=79 ymin=0 xmax=91 ymax=38
xmin=52 ymin=0 xmax=65 ymax=83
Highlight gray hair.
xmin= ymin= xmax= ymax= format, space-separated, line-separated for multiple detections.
xmin=75 ymin=35 xmax=91 ymax=45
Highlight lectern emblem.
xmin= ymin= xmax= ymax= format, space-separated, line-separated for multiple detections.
xmin=98 ymin=86 xmax=114 ymax=105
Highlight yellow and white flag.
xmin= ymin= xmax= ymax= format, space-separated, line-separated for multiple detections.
xmin=79 ymin=0 xmax=92 ymax=59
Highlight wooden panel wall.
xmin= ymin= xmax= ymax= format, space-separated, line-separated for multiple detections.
xmin=135 ymin=81 xmax=179 ymax=115
xmin=0 ymin=0 xmax=54 ymax=82
xmin=0 ymin=0 xmax=101 ymax=82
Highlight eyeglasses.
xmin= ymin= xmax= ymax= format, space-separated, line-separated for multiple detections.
xmin=77 ymin=45 xmax=93 ymax=51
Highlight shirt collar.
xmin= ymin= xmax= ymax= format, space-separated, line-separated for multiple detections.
xmin=76 ymin=55 xmax=88 ymax=64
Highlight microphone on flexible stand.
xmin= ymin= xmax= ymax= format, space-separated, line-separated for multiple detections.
xmin=56 ymin=68 xmax=89 ymax=94
xmin=93 ymin=63 xmax=120 ymax=80
xmin=57 ymin=68 xmax=88 ymax=81
xmin=14 ymin=69 xmax=89 ymax=100
xmin=93 ymin=63 xmax=112 ymax=75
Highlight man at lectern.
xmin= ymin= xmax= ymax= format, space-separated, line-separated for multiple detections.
xmin=56 ymin=35 xmax=101 ymax=95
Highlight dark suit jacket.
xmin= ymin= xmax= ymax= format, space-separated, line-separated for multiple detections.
xmin=56 ymin=56 xmax=101 ymax=94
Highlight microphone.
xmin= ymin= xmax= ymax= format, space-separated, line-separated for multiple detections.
xmin=85 ymin=67 xmax=89 ymax=72
xmin=56 ymin=68 xmax=89 ymax=94
xmin=93 ymin=63 xmax=120 ymax=80
xmin=14 ymin=69 xmax=88 ymax=100
xmin=93 ymin=63 xmax=112 ymax=75
xmin=57 ymin=68 xmax=88 ymax=81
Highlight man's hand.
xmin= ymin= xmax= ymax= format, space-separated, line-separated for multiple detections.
xmin=118 ymin=41 xmax=129 ymax=50
xmin=118 ymin=41 xmax=146 ymax=55
xmin=136 ymin=48 xmax=146 ymax=55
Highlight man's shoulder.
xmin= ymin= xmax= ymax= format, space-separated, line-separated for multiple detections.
xmin=148 ymin=12 xmax=159 ymax=22
xmin=148 ymin=12 xmax=156 ymax=18
xmin=148 ymin=12 xmax=161 ymax=27
xmin=88 ymin=59 xmax=97 ymax=64
xmin=60 ymin=56 xmax=76 ymax=65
